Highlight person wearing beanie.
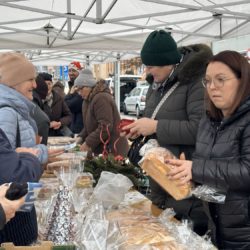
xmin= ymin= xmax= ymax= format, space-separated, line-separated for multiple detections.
xmin=123 ymin=30 xmax=213 ymax=236
xmin=0 ymin=52 xmax=50 ymax=245
xmin=75 ymin=69 xmax=129 ymax=156
xmin=65 ymin=63 xmax=84 ymax=134
xmin=39 ymin=73 xmax=72 ymax=137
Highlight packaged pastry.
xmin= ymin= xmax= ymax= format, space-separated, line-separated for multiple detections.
xmin=141 ymin=149 xmax=191 ymax=200
xmin=75 ymin=174 xmax=93 ymax=188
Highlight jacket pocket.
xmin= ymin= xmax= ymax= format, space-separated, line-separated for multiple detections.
xmin=219 ymin=199 xmax=248 ymax=228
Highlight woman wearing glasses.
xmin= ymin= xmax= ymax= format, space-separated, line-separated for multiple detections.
xmin=167 ymin=50 xmax=250 ymax=249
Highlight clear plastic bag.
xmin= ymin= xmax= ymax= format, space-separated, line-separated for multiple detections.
xmin=192 ymin=185 xmax=226 ymax=204
xmin=139 ymin=140 xmax=225 ymax=204
xmin=92 ymin=171 xmax=133 ymax=209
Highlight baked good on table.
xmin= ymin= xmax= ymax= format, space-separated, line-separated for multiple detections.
xmin=106 ymin=207 xmax=183 ymax=249
xmin=141 ymin=150 xmax=191 ymax=200
xmin=41 ymin=170 xmax=56 ymax=178
xmin=75 ymin=175 xmax=93 ymax=188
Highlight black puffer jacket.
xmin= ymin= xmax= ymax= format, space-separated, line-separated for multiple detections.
xmin=192 ymin=96 xmax=250 ymax=249
xmin=145 ymin=44 xmax=212 ymax=235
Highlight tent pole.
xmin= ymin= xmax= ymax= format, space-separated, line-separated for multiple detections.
xmin=67 ymin=0 xmax=72 ymax=39
xmin=114 ymin=54 xmax=121 ymax=113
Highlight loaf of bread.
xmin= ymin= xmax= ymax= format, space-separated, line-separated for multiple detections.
xmin=141 ymin=152 xmax=191 ymax=200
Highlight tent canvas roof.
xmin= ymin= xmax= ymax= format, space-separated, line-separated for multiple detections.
xmin=0 ymin=0 xmax=249 ymax=65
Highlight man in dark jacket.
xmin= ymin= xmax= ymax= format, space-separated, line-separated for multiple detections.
xmin=39 ymin=73 xmax=72 ymax=137
xmin=65 ymin=61 xmax=84 ymax=134
xmin=125 ymin=30 xmax=213 ymax=236
xmin=32 ymin=75 xmax=50 ymax=144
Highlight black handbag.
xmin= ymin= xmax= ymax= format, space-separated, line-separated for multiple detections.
xmin=127 ymin=136 xmax=147 ymax=166
xmin=127 ymin=82 xmax=180 ymax=166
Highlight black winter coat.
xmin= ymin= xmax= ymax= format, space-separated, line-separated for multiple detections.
xmin=0 ymin=128 xmax=42 ymax=245
xmin=145 ymin=44 xmax=212 ymax=235
xmin=43 ymin=90 xmax=72 ymax=136
xmin=65 ymin=93 xmax=84 ymax=134
xmin=192 ymin=96 xmax=250 ymax=249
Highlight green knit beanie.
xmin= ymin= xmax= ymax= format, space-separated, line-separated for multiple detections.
xmin=141 ymin=30 xmax=181 ymax=66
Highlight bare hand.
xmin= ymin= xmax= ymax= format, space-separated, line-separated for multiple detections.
xmin=167 ymin=153 xmax=193 ymax=186
xmin=123 ymin=118 xmax=158 ymax=138
xmin=48 ymin=148 xmax=64 ymax=158
xmin=0 ymin=185 xmax=25 ymax=222
xmin=16 ymin=147 xmax=39 ymax=156
xmin=50 ymin=121 xmax=61 ymax=130
xmin=80 ymin=142 xmax=91 ymax=152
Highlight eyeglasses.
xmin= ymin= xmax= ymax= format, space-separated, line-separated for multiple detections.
xmin=202 ymin=76 xmax=237 ymax=88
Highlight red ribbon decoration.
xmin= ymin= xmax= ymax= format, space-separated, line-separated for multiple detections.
xmin=99 ymin=123 xmax=111 ymax=159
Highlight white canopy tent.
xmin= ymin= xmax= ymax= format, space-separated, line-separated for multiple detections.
xmin=0 ymin=0 xmax=249 ymax=65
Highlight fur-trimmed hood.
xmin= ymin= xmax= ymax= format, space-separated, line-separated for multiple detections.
xmin=87 ymin=81 xmax=111 ymax=101
xmin=176 ymin=44 xmax=213 ymax=85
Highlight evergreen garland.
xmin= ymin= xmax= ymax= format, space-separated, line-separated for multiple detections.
xmin=84 ymin=154 xmax=147 ymax=190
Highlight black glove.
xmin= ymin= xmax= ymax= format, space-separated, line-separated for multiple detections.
xmin=5 ymin=183 xmax=28 ymax=200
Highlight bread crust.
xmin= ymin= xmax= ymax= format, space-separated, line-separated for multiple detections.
xmin=142 ymin=153 xmax=191 ymax=200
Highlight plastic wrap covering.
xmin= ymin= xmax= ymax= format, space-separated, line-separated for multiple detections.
xmin=159 ymin=210 xmax=217 ymax=250
xmin=106 ymin=207 xmax=180 ymax=249
xmin=139 ymin=140 xmax=225 ymax=203
xmin=78 ymin=202 xmax=123 ymax=249
xmin=192 ymin=184 xmax=226 ymax=204
xmin=92 ymin=171 xmax=134 ymax=209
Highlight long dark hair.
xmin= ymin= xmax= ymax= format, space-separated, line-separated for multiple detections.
xmin=205 ymin=50 xmax=250 ymax=119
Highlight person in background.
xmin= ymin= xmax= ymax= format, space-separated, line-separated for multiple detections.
xmin=0 ymin=52 xmax=50 ymax=245
xmin=32 ymin=75 xmax=50 ymax=145
xmin=75 ymin=69 xmax=129 ymax=157
xmin=123 ymin=30 xmax=213 ymax=235
xmin=39 ymin=72 xmax=72 ymax=136
xmin=0 ymin=185 xmax=25 ymax=230
xmin=65 ymin=61 xmax=84 ymax=134
xmin=0 ymin=53 xmax=48 ymax=164
xmin=67 ymin=61 xmax=82 ymax=92
xmin=52 ymin=79 xmax=65 ymax=98
xmin=167 ymin=50 xmax=250 ymax=249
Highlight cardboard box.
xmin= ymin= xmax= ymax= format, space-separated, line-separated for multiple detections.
xmin=0 ymin=242 xmax=76 ymax=250
xmin=1 ymin=241 xmax=53 ymax=250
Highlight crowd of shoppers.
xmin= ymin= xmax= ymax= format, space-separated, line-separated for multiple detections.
xmin=0 ymin=28 xmax=249 ymax=250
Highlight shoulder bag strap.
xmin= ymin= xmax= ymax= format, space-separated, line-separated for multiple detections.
xmin=151 ymin=82 xmax=180 ymax=119
xmin=140 ymin=82 xmax=180 ymax=143
xmin=16 ymin=118 xmax=21 ymax=148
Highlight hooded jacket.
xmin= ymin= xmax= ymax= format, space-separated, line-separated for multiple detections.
xmin=192 ymin=96 xmax=250 ymax=249
xmin=0 ymin=84 xmax=48 ymax=164
xmin=79 ymin=82 xmax=129 ymax=156
xmin=145 ymin=44 xmax=212 ymax=235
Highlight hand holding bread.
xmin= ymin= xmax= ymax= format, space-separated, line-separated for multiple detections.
xmin=166 ymin=153 xmax=193 ymax=186
xmin=141 ymin=148 xmax=191 ymax=200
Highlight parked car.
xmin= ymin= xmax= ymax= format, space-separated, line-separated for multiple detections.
xmin=123 ymin=85 xmax=149 ymax=118
xmin=106 ymin=75 xmax=142 ymax=111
